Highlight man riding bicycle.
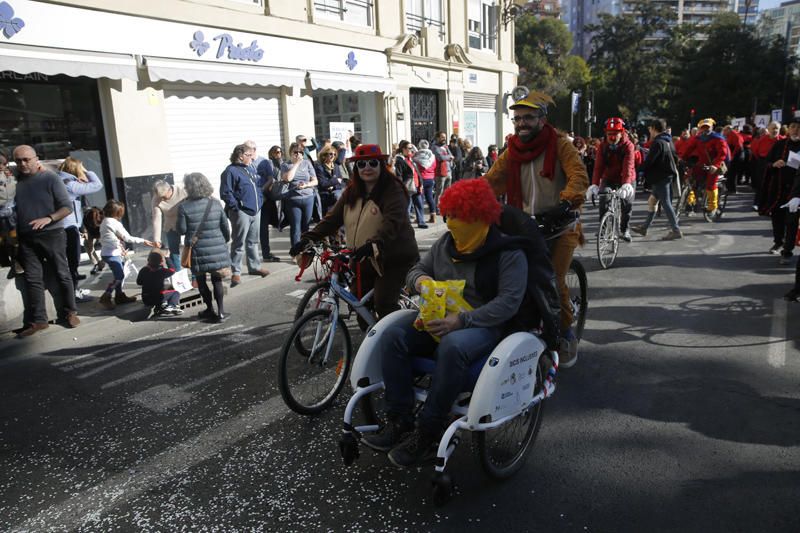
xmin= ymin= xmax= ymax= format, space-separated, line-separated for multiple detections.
xmin=681 ymin=118 xmax=728 ymax=218
xmin=586 ymin=117 xmax=636 ymax=242
xmin=483 ymin=88 xmax=588 ymax=367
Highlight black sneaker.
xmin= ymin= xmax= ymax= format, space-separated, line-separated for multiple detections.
xmin=769 ymin=243 xmax=782 ymax=255
xmin=363 ymin=418 xmax=414 ymax=452
xmin=784 ymin=288 xmax=799 ymax=302
xmin=388 ymin=428 xmax=439 ymax=468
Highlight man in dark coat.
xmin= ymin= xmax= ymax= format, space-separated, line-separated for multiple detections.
xmin=761 ymin=115 xmax=800 ymax=265
xmin=631 ymin=118 xmax=682 ymax=240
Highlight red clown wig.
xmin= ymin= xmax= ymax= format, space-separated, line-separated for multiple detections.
xmin=438 ymin=178 xmax=502 ymax=225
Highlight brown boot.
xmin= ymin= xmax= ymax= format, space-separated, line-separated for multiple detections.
xmin=114 ymin=292 xmax=137 ymax=305
xmin=98 ymin=292 xmax=115 ymax=310
xmin=428 ymin=213 xmax=435 ymax=224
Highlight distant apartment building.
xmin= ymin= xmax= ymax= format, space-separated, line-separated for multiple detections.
xmin=759 ymin=0 xmax=800 ymax=55
xmin=568 ymin=0 xmax=736 ymax=58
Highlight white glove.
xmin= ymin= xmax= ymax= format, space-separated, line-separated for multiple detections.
xmin=586 ymin=184 xmax=599 ymax=201
xmin=782 ymin=197 xmax=800 ymax=213
xmin=619 ymin=183 xmax=635 ymax=201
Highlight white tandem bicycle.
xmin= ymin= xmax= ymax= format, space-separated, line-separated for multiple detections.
xmin=337 ymin=309 xmax=560 ymax=506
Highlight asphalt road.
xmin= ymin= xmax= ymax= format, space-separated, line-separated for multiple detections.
xmin=1 ymin=188 xmax=798 ymax=532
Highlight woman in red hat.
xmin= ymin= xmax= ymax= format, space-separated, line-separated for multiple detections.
xmin=291 ymin=144 xmax=419 ymax=319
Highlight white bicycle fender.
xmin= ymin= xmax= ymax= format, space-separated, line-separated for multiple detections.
xmin=349 ymin=309 xmax=417 ymax=389
xmin=466 ymin=332 xmax=546 ymax=428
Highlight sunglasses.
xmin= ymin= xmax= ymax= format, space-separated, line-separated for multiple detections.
xmin=323 ymin=153 xmax=335 ymax=157
xmin=293 ymin=151 xmax=303 ymax=155
xmin=356 ymin=159 xmax=381 ymax=169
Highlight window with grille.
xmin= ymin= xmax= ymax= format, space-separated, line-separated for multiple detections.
xmin=406 ymin=0 xmax=445 ymax=40
xmin=314 ymin=0 xmax=374 ymax=27
xmin=468 ymin=0 xmax=497 ymax=52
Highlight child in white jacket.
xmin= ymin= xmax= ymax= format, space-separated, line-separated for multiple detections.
xmin=98 ymin=200 xmax=154 ymax=309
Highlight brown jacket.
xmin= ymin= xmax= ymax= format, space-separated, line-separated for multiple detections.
xmin=304 ymin=178 xmax=419 ymax=275
xmin=484 ymin=133 xmax=588 ymax=216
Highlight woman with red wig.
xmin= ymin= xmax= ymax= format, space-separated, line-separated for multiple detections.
xmin=290 ymin=144 xmax=419 ymax=319
xmin=363 ymin=178 xmax=529 ymax=468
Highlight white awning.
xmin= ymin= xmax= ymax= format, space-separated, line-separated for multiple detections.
xmin=307 ymin=70 xmax=395 ymax=93
xmin=0 ymin=43 xmax=137 ymax=80
xmin=145 ymin=57 xmax=305 ymax=90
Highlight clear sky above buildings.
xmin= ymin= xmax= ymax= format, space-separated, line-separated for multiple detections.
xmin=760 ymin=0 xmax=782 ymax=9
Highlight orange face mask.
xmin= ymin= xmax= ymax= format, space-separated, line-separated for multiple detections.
xmin=446 ymin=217 xmax=490 ymax=254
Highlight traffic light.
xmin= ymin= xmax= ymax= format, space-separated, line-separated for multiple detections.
xmin=690 ymin=108 xmax=696 ymax=117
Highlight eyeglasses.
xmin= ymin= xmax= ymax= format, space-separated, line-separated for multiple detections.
xmin=356 ymin=159 xmax=381 ymax=169
xmin=243 ymin=152 xmax=255 ymax=157
xmin=511 ymin=114 xmax=541 ymax=124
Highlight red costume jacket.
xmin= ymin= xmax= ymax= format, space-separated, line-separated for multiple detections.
xmin=592 ymin=136 xmax=636 ymax=186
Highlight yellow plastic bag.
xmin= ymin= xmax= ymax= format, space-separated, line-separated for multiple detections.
xmin=414 ymin=279 xmax=472 ymax=341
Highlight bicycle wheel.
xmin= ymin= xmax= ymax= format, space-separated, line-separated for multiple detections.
xmin=716 ymin=182 xmax=728 ymax=220
xmin=475 ymin=364 xmax=545 ymax=479
xmin=278 ymin=308 xmax=353 ymax=415
xmin=294 ymin=281 xmax=332 ymax=323
xmin=565 ymin=259 xmax=588 ymax=340
xmin=596 ymin=212 xmax=619 ymax=269
xmin=674 ymin=182 xmax=689 ymax=222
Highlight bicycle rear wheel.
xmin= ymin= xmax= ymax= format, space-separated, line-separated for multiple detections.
xmin=475 ymin=364 xmax=545 ymax=479
xmin=716 ymin=181 xmax=728 ymax=220
xmin=674 ymin=182 xmax=689 ymax=222
xmin=566 ymin=259 xmax=588 ymax=340
xmin=596 ymin=212 xmax=619 ymax=269
xmin=278 ymin=308 xmax=353 ymax=415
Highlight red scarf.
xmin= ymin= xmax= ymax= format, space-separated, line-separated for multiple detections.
xmin=505 ymin=123 xmax=558 ymax=209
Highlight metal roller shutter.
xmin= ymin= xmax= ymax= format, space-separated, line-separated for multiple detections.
xmin=163 ymin=86 xmax=283 ymax=190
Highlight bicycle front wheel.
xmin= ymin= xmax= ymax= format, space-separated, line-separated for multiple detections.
xmin=278 ymin=308 xmax=353 ymax=415
xmin=596 ymin=212 xmax=619 ymax=269
xmin=294 ymin=281 xmax=332 ymax=323
xmin=566 ymin=259 xmax=588 ymax=340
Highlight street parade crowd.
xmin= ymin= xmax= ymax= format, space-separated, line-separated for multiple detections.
xmin=1 ymin=89 xmax=798 ymax=354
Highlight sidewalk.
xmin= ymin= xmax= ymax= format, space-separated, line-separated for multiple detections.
xmin=0 ymin=217 xmax=447 ymax=335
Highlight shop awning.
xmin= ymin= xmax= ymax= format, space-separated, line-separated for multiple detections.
xmin=0 ymin=43 xmax=137 ymax=80
xmin=307 ymin=70 xmax=395 ymax=93
xmin=145 ymin=57 xmax=305 ymax=90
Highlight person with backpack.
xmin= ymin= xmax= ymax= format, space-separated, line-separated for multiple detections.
xmin=483 ymin=89 xmax=588 ymax=367
xmin=680 ymin=118 xmax=728 ymax=218
xmin=364 ymin=178 xmax=537 ymax=467
xmin=586 ymin=117 xmax=637 ymax=242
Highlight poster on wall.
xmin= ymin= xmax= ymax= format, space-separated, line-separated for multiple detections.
xmin=463 ymin=111 xmax=478 ymax=145
xmin=329 ymin=122 xmax=355 ymax=156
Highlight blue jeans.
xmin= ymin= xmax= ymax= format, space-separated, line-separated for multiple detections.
xmin=166 ymin=229 xmax=182 ymax=272
xmin=409 ymin=193 xmax=425 ymax=225
xmin=285 ymin=195 xmax=314 ymax=247
xmin=422 ymin=180 xmax=436 ymax=218
xmin=380 ymin=320 xmax=501 ymax=433
xmin=102 ymin=255 xmax=125 ymax=295
xmin=228 ymin=209 xmax=261 ymax=275
xmin=650 ymin=179 xmax=680 ymax=232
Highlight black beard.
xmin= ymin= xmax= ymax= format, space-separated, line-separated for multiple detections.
xmin=516 ymin=124 xmax=542 ymax=143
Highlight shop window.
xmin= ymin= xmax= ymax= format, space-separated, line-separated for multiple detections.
xmin=0 ymin=73 xmax=109 ymax=207
xmin=468 ymin=0 xmax=497 ymax=52
xmin=406 ymin=0 xmax=445 ymax=40
xmin=313 ymin=93 xmax=362 ymax=143
xmin=314 ymin=0 xmax=374 ymax=27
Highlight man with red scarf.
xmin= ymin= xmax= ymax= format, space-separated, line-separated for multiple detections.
xmin=484 ymin=89 xmax=588 ymax=367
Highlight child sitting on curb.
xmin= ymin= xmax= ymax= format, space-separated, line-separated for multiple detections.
xmin=137 ymin=250 xmax=183 ymax=317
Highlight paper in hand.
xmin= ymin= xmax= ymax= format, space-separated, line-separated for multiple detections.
xmin=786 ymin=150 xmax=800 ymax=169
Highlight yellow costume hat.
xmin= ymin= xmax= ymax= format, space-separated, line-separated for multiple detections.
xmin=697 ymin=118 xmax=716 ymax=129
xmin=509 ymin=89 xmax=555 ymax=114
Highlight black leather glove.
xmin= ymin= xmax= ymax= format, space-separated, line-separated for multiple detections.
xmin=289 ymin=238 xmax=311 ymax=257
xmin=352 ymin=242 xmax=374 ymax=261
xmin=543 ymin=200 xmax=572 ymax=222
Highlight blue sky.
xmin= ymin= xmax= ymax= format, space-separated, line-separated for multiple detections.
xmin=759 ymin=0 xmax=782 ymax=10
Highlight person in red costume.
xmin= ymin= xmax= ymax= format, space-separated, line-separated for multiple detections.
xmin=723 ymin=124 xmax=744 ymax=194
xmin=586 ymin=117 xmax=636 ymax=241
xmin=681 ymin=118 xmax=728 ymax=217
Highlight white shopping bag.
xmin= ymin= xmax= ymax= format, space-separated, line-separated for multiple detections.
xmin=123 ymin=258 xmax=139 ymax=282
xmin=170 ymin=268 xmax=193 ymax=293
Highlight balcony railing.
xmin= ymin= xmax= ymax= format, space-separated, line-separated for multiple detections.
xmin=406 ymin=12 xmax=446 ymax=40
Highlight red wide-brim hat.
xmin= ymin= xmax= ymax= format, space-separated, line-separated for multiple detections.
xmin=347 ymin=144 xmax=390 ymax=163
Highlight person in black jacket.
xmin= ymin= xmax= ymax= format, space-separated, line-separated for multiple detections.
xmin=631 ymin=119 xmax=682 ymax=240
xmin=137 ymin=251 xmax=183 ymax=316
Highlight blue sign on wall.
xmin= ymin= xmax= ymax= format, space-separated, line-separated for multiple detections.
xmin=0 ymin=1 xmax=25 ymax=39
xmin=189 ymin=30 xmax=264 ymax=62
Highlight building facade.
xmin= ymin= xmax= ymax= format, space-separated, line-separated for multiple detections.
xmin=0 ymin=0 xmax=517 ymax=234
xmin=568 ymin=0 xmax=736 ymax=58
xmin=759 ymin=0 xmax=800 ymax=56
